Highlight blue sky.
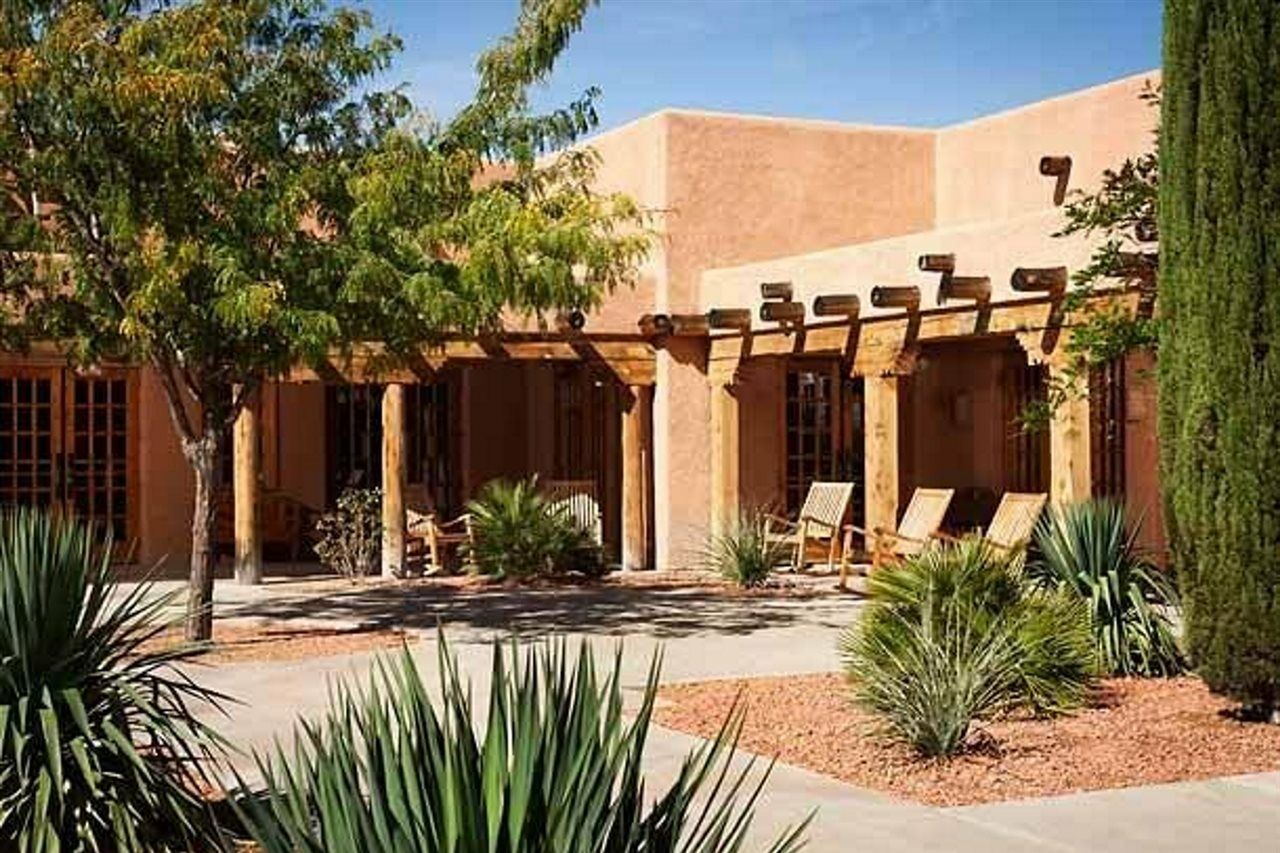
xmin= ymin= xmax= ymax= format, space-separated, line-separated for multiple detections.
xmin=363 ymin=0 xmax=1162 ymax=132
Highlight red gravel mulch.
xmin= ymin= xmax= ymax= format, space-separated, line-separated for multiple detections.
xmin=655 ymin=673 xmax=1280 ymax=806
xmin=145 ymin=621 xmax=410 ymax=664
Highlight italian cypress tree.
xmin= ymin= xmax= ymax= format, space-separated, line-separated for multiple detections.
xmin=1159 ymin=0 xmax=1280 ymax=718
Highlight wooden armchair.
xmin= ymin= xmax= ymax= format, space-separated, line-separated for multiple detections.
xmin=936 ymin=492 xmax=1047 ymax=555
xmin=839 ymin=487 xmax=954 ymax=586
xmin=406 ymin=508 xmax=472 ymax=575
xmin=764 ymin=481 xmax=856 ymax=572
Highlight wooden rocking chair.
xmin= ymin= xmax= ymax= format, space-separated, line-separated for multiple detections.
xmin=839 ymin=487 xmax=954 ymax=587
xmin=764 ymin=481 xmax=856 ymax=572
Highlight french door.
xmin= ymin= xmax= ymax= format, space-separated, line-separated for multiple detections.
xmin=0 ymin=367 xmax=134 ymax=543
xmin=784 ymin=358 xmax=865 ymax=525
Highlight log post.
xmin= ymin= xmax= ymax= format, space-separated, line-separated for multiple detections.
xmin=863 ymin=373 xmax=901 ymax=541
xmin=381 ymin=383 xmax=406 ymax=579
xmin=1018 ymin=332 xmax=1092 ymax=506
xmin=233 ymin=390 xmax=262 ymax=585
xmin=621 ymin=384 xmax=653 ymax=570
xmin=1047 ymin=359 xmax=1091 ymax=505
xmin=709 ymin=365 xmax=740 ymax=538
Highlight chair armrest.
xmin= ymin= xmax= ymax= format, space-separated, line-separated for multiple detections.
xmin=762 ymin=513 xmax=796 ymax=528
xmin=437 ymin=513 xmax=471 ymax=530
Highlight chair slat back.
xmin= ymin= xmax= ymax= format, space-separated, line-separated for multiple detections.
xmin=894 ymin=488 xmax=955 ymax=555
xmin=986 ymin=492 xmax=1048 ymax=550
xmin=798 ymin=481 xmax=855 ymax=533
xmin=543 ymin=479 xmax=602 ymax=545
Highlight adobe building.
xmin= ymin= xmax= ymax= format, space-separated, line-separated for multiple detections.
xmin=0 ymin=70 xmax=1161 ymax=575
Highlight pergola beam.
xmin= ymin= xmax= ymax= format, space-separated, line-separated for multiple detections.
xmin=706 ymin=290 xmax=1140 ymax=375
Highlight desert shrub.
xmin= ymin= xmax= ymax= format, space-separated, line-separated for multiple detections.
xmin=233 ymin=639 xmax=808 ymax=853
xmin=839 ymin=539 xmax=1095 ymax=757
xmin=702 ymin=511 xmax=789 ymax=588
xmin=313 ymin=487 xmax=382 ymax=580
xmin=1028 ymin=499 xmax=1185 ymax=677
xmin=467 ymin=477 xmax=589 ymax=578
xmin=0 ymin=508 xmax=228 ymax=851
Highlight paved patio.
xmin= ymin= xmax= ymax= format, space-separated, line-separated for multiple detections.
xmin=174 ymin=575 xmax=1280 ymax=852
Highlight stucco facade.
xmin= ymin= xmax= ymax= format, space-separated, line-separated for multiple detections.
xmin=0 ymin=70 xmax=1162 ymax=573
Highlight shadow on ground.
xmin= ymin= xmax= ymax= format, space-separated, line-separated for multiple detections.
xmin=222 ymin=580 xmax=855 ymax=639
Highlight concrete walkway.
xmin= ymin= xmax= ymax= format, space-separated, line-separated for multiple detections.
xmin=177 ymin=576 xmax=1280 ymax=852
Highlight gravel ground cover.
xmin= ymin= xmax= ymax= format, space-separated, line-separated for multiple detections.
xmin=656 ymin=673 xmax=1280 ymax=806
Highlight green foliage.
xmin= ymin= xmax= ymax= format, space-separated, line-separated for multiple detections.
xmin=1028 ymin=500 xmax=1185 ymax=677
xmin=1160 ymin=0 xmax=1280 ymax=717
xmin=232 ymin=639 xmax=808 ymax=853
xmin=0 ymin=0 xmax=648 ymax=637
xmin=466 ymin=477 xmax=590 ymax=578
xmin=313 ymin=487 xmax=382 ymax=581
xmin=839 ymin=540 xmax=1095 ymax=757
xmin=0 ymin=508 xmax=228 ymax=851
xmin=702 ymin=512 xmax=789 ymax=588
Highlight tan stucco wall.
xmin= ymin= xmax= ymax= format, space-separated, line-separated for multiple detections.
xmin=935 ymin=71 xmax=1159 ymax=228
xmin=135 ymin=369 xmax=195 ymax=570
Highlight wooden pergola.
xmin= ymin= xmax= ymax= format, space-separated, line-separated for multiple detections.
xmin=227 ymin=278 xmax=1137 ymax=581
xmin=232 ymin=334 xmax=657 ymax=581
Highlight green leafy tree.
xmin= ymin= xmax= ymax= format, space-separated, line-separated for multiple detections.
xmin=0 ymin=0 xmax=647 ymax=639
xmin=1160 ymin=0 xmax=1280 ymax=719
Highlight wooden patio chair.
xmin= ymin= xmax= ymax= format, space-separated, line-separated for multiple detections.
xmin=839 ymin=487 xmax=954 ymax=587
xmin=541 ymin=479 xmax=603 ymax=545
xmin=406 ymin=507 xmax=472 ymax=575
xmin=939 ymin=491 xmax=1047 ymax=555
xmin=764 ymin=481 xmax=856 ymax=573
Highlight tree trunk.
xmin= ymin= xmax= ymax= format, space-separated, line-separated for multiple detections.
xmin=184 ymin=430 xmax=220 ymax=642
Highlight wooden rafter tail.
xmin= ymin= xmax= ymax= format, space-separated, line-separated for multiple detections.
xmin=812 ymin=294 xmax=860 ymax=317
xmin=917 ymin=253 xmax=956 ymax=274
xmin=870 ymin=285 xmax=921 ymax=311
xmin=668 ymin=313 xmax=711 ymax=336
xmin=638 ymin=313 xmax=673 ymax=337
xmin=1010 ymin=266 xmax=1067 ymax=295
xmin=759 ymin=300 xmax=805 ymax=324
xmin=759 ymin=281 xmax=794 ymax=301
xmin=1038 ymin=155 xmax=1072 ymax=177
xmin=554 ymin=310 xmax=587 ymax=334
xmin=707 ymin=308 xmax=752 ymax=332
xmin=1039 ymin=155 xmax=1073 ymax=206
xmin=937 ymin=275 xmax=991 ymax=306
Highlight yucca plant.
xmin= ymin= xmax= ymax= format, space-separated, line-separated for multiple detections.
xmin=467 ymin=477 xmax=589 ymax=578
xmin=702 ymin=512 xmax=789 ymax=588
xmin=233 ymin=639 xmax=808 ymax=852
xmin=1028 ymin=499 xmax=1185 ymax=677
xmin=0 ymin=508 xmax=229 ymax=852
xmin=839 ymin=539 xmax=1095 ymax=757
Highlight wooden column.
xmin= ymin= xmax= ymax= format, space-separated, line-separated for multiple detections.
xmin=1047 ymin=358 xmax=1091 ymax=505
xmin=381 ymin=382 xmax=406 ymax=579
xmin=621 ymin=383 xmax=653 ymax=570
xmin=709 ymin=366 xmax=740 ymax=538
xmin=233 ymin=391 xmax=262 ymax=585
xmin=1019 ymin=331 xmax=1092 ymax=506
xmin=863 ymin=373 xmax=901 ymax=537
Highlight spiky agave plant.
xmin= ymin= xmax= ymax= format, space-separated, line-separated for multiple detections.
xmin=0 ymin=508 xmax=229 ymax=851
xmin=1028 ymin=499 xmax=1185 ymax=677
xmin=839 ymin=538 xmax=1095 ymax=757
xmin=702 ymin=512 xmax=790 ymax=588
xmin=233 ymin=639 xmax=809 ymax=852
